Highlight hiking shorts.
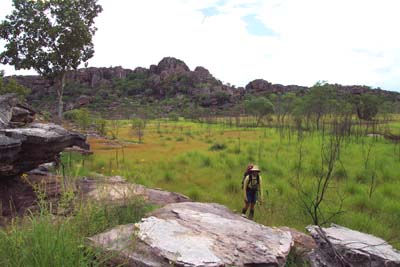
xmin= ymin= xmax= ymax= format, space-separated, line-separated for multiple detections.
xmin=246 ymin=190 xmax=257 ymax=204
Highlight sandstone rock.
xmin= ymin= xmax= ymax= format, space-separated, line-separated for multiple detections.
xmin=11 ymin=105 xmax=35 ymax=124
xmin=280 ymin=227 xmax=316 ymax=253
xmin=76 ymin=95 xmax=91 ymax=106
xmin=0 ymin=123 xmax=89 ymax=177
xmin=307 ymin=224 xmax=400 ymax=267
xmin=77 ymin=176 xmax=190 ymax=206
xmin=0 ymin=94 xmax=17 ymax=129
xmin=88 ymin=202 xmax=293 ymax=266
xmin=0 ymin=172 xmax=62 ymax=224
xmin=157 ymin=57 xmax=190 ymax=74
xmin=246 ymin=79 xmax=273 ymax=92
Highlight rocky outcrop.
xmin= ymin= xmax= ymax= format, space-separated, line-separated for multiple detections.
xmin=77 ymin=176 xmax=190 ymax=206
xmin=245 ymin=79 xmax=309 ymax=95
xmin=0 ymin=94 xmax=17 ymax=129
xmin=307 ymin=224 xmax=400 ymax=267
xmin=6 ymin=57 xmax=400 ymax=115
xmin=88 ymin=202 xmax=293 ymax=266
xmin=0 ymin=123 xmax=88 ymax=177
xmin=0 ymin=94 xmax=89 ymax=178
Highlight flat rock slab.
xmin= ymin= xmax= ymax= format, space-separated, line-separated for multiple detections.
xmin=307 ymin=224 xmax=400 ymax=267
xmin=88 ymin=202 xmax=293 ymax=266
xmin=77 ymin=176 xmax=190 ymax=206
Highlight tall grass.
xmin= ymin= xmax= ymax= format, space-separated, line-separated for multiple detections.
xmin=0 ymin=193 xmax=152 ymax=266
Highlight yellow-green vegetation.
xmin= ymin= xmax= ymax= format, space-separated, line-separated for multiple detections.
xmin=63 ymin=117 xmax=400 ymax=248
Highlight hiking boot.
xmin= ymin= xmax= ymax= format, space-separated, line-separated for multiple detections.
xmin=249 ymin=209 xmax=254 ymax=220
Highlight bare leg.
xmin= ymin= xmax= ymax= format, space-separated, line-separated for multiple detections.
xmin=249 ymin=203 xmax=256 ymax=219
xmin=242 ymin=201 xmax=249 ymax=215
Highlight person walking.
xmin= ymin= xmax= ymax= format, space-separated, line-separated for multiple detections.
xmin=241 ymin=165 xmax=263 ymax=220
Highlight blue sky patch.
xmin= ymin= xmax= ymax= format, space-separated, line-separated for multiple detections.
xmin=242 ymin=14 xmax=278 ymax=37
xmin=200 ymin=6 xmax=220 ymax=17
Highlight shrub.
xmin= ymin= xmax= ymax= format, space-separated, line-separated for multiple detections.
xmin=64 ymin=108 xmax=91 ymax=129
xmin=163 ymin=171 xmax=175 ymax=183
xmin=0 ymin=77 xmax=30 ymax=100
xmin=188 ymin=189 xmax=201 ymax=201
xmin=209 ymin=142 xmax=227 ymax=151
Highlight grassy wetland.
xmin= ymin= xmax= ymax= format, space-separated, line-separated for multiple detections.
xmin=63 ymin=114 xmax=400 ymax=249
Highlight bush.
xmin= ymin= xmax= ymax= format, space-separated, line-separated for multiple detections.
xmin=0 ymin=77 xmax=30 ymax=100
xmin=64 ymin=108 xmax=91 ymax=129
xmin=209 ymin=143 xmax=227 ymax=151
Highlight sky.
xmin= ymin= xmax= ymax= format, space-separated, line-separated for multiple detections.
xmin=0 ymin=0 xmax=400 ymax=92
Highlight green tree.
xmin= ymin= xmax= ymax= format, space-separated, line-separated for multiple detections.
xmin=0 ymin=0 xmax=102 ymax=120
xmin=303 ymin=82 xmax=335 ymax=129
xmin=356 ymin=94 xmax=380 ymax=121
xmin=0 ymin=71 xmax=30 ymax=100
xmin=244 ymin=97 xmax=274 ymax=126
xmin=131 ymin=118 xmax=146 ymax=143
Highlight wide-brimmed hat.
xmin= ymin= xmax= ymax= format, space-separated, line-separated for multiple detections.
xmin=250 ymin=165 xmax=261 ymax=172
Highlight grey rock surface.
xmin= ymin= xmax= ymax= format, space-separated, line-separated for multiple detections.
xmin=77 ymin=176 xmax=190 ymax=206
xmin=307 ymin=224 xmax=400 ymax=267
xmin=0 ymin=94 xmax=17 ymax=129
xmin=88 ymin=202 xmax=293 ymax=266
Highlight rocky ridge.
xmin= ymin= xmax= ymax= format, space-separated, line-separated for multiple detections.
xmin=7 ymin=57 xmax=400 ymax=113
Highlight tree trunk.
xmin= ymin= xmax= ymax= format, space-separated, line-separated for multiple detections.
xmin=57 ymin=72 xmax=66 ymax=122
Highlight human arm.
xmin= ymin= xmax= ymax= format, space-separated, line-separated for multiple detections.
xmin=243 ymin=176 xmax=249 ymax=202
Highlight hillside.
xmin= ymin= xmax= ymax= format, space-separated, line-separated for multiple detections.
xmin=7 ymin=57 xmax=400 ymax=117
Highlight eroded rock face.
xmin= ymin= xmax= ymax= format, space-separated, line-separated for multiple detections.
xmin=307 ymin=224 xmax=400 ymax=267
xmin=0 ymin=123 xmax=88 ymax=177
xmin=0 ymin=94 xmax=17 ymax=129
xmin=0 ymin=94 xmax=89 ymax=177
xmin=88 ymin=202 xmax=293 ymax=266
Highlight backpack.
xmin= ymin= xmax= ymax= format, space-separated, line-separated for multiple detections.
xmin=241 ymin=172 xmax=260 ymax=191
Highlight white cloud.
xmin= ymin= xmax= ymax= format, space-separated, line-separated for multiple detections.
xmin=0 ymin=0 xmax=399 ymax=91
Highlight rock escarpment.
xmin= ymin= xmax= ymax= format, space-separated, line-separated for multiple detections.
xmin=0 ymin=94 xmax=89 ymax=178
xmin=88 ymin=202 xmax=293 ymax=266
xmin=8 ymin=57 xmax=399 ymax=114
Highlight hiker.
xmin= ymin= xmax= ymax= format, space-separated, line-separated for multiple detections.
xmin=241 ymin=165 xmax=263 ymax=220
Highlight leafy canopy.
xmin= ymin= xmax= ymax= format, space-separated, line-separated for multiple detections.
xmin=0 ymin=0 xmax=103 ymax=79
xmin=244 ymin=97 xmax=274 ymax=125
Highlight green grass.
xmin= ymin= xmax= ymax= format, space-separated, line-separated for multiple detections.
xmin=62 ymin=117 xmax=400 ymax=249
xmin=0 ymin=194 xmax=153 ymax=267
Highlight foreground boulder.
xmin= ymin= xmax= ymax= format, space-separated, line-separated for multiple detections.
xmin=307 ymin=224 xmax=400 ymax=267
xmin=88 ymin=202 xmax=293 ymax=266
